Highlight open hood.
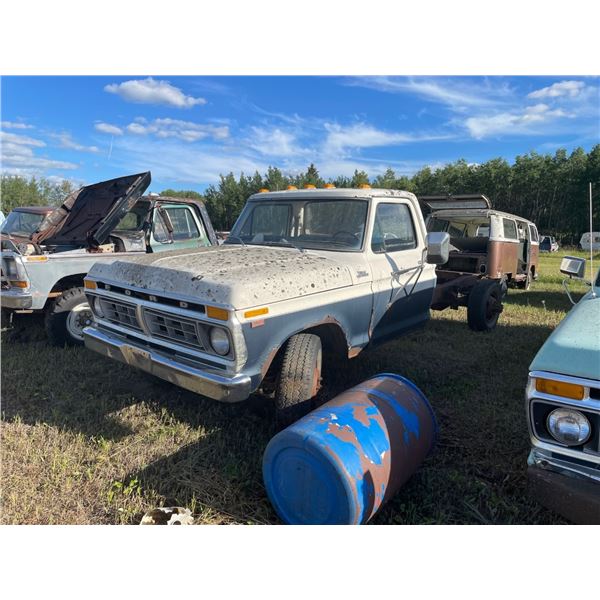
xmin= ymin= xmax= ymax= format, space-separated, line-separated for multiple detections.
xmin=419 ymin=194 xmax=491 ymax=212
xmin=32 ymin=172 xmax=151 ymax=248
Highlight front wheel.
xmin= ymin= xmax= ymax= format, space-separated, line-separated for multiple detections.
xmin=467 ymin=280 xmax=503 ymax=332
xmin=275 ymin=333 xmax=322 ymax=427
xmin=45 ymin=286 xmax=94 ymax=346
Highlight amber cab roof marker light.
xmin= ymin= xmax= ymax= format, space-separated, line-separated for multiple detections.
xmin=303 ymin=184 xmax=316 ymax=189
xmin=324 ymin=183 xmax=336 ymax=189
xmin=258 ymin=188 xmax=269 ymax=193
xmin=359 ymin=183 xmax=372 ymax=189
xmin=286 ymin=185 xmax=297 ymax=190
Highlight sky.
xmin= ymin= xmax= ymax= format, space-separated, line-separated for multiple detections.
xmin=1 ymin=76 xmax=598 ymax=193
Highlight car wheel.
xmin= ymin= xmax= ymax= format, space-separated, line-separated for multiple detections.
xmin=275 ymin=333 xmax=322 ymax=427
xmin=45 ymin=286 xmax=94 ymax=346
xmin=467 ymin=280 xmax=503 ymax=331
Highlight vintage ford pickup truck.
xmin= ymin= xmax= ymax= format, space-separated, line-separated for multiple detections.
xmin=526 ymin=256 xmax=600 ymax=523
xmin=82 ymin=186 xmax=454 ymax=422
xmin=0 ymin=172 xmax=216 ymax=345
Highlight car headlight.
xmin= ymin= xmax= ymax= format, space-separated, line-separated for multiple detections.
xmin=92 ymin=296 xmax=105 ymax=319
xmin=547 ymin=408 xmax=591 ymax=446
xmin=209 ymin=327 xmax=230 ymax=356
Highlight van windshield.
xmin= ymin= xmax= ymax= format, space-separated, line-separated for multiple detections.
xmin=226 ymin=199 xmax=369 ymax=251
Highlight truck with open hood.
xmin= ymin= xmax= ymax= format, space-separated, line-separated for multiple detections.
xmin=0 ymin=172 xmax=217 ymax=345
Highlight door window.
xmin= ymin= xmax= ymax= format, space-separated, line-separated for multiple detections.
xmin=371 ymin=203 xmax=417 ymax=253
xmin=529 ymin=224 xmax=539 ymax=242
xmin=153 ymin=206 xmax=205 ymax=242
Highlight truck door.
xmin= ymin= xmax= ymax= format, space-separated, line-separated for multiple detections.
xmin=368 ymin=201 xmax=436 ymax=344
xmin=150 ymin=204 xmax=211 ymax=252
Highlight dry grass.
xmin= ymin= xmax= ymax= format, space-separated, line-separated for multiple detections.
xmin=1 ymin=250 xmax=595 ymax=524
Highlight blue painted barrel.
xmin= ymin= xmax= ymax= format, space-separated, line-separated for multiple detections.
xmin=263 ymin=373 xmax=438 ymax=525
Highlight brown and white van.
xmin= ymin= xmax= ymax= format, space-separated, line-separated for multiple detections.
xmin=421 ymin=194 xmax=539 ymax=294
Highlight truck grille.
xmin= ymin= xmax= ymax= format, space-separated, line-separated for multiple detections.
xmin=143 ymin=308 xmax=205 ymax=350
xmin=99 ymin=298 xmax=141 ymax=330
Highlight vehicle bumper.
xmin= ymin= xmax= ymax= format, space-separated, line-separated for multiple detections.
xmin=83 ymin=326 xmax=252 ymax=403
xmin=527 ymin=451 xmax=600 ymax=524
xmin=0 ymin=290 xmax=33 ymax=309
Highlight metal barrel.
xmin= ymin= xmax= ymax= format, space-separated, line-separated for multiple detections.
xmin=263 ymin=373 xmax=438 ymax=525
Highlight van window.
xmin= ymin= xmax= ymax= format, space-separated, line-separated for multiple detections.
xmin=503 ymin=219 xmax=518 ymax=240
xmin=529 ymin=224 xmax=539 ymax=242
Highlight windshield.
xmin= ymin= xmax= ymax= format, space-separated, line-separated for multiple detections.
xmin=0 ymin=210 xmax=46 ymax=237
xmin=226 ymin=199 xmax=368 ymax=251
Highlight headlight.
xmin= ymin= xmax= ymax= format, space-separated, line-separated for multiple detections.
xmin=209 ymin=327 xmax=230 ymax=356
xmin=92 ymin=296 xmax=105 ymax=319
xmin=547 ymin=408 xmax=591 ymax=446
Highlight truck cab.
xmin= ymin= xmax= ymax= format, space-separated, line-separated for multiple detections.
xmin=83 ymin=186 xmax=449 ymax=423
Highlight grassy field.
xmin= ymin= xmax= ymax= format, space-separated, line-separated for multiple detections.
xmin=1 ymin=250 xmax=596 ymax=525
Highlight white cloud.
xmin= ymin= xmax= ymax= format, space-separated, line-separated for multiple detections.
xmin=247 ymin=126 xmax=308 ymax=157
xmin=124 ymin=117 xmax=229 ymax=142
xmin=104 ymin=78 xmax=207 ymax=109
xmin=50 ymin=132 xmax=99 ymax=153
xmin=528 ymin=80 xmax=586 ymax=100
xmin=1 ymin=130 xmax=45 ymax=147
xmin=1 ymin=131 xmax=78 ymax=175
xmin=94 ymin=122 xmax=123 ymax=136
xmin=347 ymin=77 xmax=514 ymax=111
xmin=465 ymin=103 xmax=572 ymax=139
xmin=1 ymin=121 xmax=34 ymax=130
xmin=323 ymin=122 xmax=447 ymax=155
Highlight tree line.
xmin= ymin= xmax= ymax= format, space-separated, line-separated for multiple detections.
xmin=2 ymin=145 xmax=598 ymax=243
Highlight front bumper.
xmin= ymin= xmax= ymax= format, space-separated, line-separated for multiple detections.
xmin=527 ymin=451 xmax=600 ymax=524
xmin=0 ymin=290 xmax=33 ymax=309
xmin=83 ymin=326 xmax=252 ymax=403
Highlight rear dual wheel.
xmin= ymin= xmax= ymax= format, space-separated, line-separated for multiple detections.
xmin=467 ymin=280 xmax=503 ymax=331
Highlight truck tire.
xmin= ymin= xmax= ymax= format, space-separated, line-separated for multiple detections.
xmin=467 ymin=280 xmax=503 ymax=332
xmin=275 ymin=333 xmax=322 ymax=426
xmin=45 ymin=286 xmax=94 ymax=347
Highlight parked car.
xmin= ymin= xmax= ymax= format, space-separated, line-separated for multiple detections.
xmin=579 ymin=231 xmax=600 ymax=252
xmin=0 ymin=172 xmax=217 ymax=345
xmin=0 ymin=206 xmax=55 ymax=246
xmin=83 ymin=186 xmax=469 ymax=422
xmin=539 ymin=235 xmax=559 ymax=252
xmin=526 ymin=256 xmax=599 ymax=524
xmin=421 ymin=194 xmax=540 ymax=296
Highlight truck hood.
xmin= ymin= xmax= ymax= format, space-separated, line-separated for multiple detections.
xmin=32 ymin=172 xmax=151 ymax=248
xmin=88 ymin=245 xmax=354 ymax=310
xmin=530 ymin=293 xmax=600 ymax=381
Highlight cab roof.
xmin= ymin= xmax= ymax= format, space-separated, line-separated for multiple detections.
xmin=248 ymin=187 xmax=415 ymax=201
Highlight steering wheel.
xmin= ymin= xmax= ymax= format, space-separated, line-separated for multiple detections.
xmin=332 ymin=230 xmax=359 ymax=244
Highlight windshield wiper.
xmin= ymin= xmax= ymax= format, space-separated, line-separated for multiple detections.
xmin=224 ymin=235 xmax=246 ymax=247
xmin=253 ymin=239 xmax=305 ymax=252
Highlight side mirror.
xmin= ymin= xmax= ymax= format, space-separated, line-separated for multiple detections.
xmin=426 ymin=232 xmax=450 ymax=265
xmin=560 ymin=256 xmax=586 ymax=279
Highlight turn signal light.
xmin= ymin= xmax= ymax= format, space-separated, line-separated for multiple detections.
xmin=206 ymin=306 xmax=229 ymax=321
xmin=244 ymin=307 xmax=269 ymax=319
xmin=9 ymin=280 xmax=28 ymax=288
xmin=535 ymin=378 xmax=585 ymax=400
xmin=84 ymin=280 xmax=97 ymax=290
